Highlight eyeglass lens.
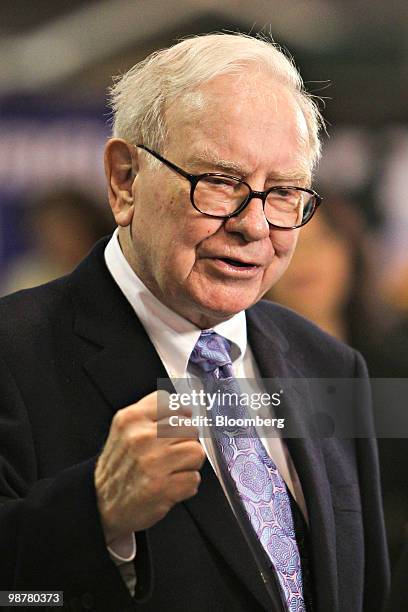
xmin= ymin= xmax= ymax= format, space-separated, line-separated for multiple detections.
xmin=193 ymin=176 xmax=315 ymax=228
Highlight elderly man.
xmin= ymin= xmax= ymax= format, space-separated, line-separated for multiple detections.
xmin=0 ymin=33 xmax=388 ymax=612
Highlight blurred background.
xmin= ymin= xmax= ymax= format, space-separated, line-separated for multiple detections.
xmin=1 ymin=0 xmax=407 ymax=581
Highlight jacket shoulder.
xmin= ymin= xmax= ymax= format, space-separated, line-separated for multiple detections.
xmin=0 ymin=277 xmax=70 ymax=349
xmin=249 ymin=300 xmax=364 ymax=378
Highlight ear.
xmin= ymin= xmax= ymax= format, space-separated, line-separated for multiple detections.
xmin=104 ymin=138 xmax=138 ymax=227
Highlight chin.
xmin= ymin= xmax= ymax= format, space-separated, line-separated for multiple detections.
xmin=193 ymin=293 xmax=257 ymax=323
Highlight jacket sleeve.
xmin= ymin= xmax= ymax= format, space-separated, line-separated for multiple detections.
xmin=0 ymin=356 xmax=151 ymax=611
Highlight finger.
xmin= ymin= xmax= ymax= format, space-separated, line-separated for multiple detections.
xmin=147 ymin=391 xmax=193 ymax=422
xmin=120 ymin=391 xmax=192 ymax=423
xmin=157 ymin=415 xmax=200 ymax=440
xmin=168 ymin=470 xmax=202 ymax=503
xmin=167 ymin=440 xmax=206 ymax=472
xmin=146 ymin=440 xmax=205 ymax=474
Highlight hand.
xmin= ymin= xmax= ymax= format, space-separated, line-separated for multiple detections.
xmin=94 ymin=391 xmax=205 ymax=544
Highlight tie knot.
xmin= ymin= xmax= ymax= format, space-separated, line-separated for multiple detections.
xmin=189 ymin=331 xmax=233 ymax=376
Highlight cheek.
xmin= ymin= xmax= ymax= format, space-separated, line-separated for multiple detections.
xmin=270 ymin=229 xmax=299 ymax=260
xmin=132 ymin=182 xmax=184 ymax=250
xmin=262 ymin=230 xmax=299 ymax=289
xmin=156 ymin=217 xmax=225 ymax=284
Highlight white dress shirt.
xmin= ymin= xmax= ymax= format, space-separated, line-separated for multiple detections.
xmin=104 ymin=229 xmax=307 ymax=589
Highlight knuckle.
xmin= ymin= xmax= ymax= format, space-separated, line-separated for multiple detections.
xmin=123 ymin=430 xmax=138 ymax=451
xmin=113 ymin=400 xmax=148 ymax=433
xmin=183 ymin=471 xmax=200 ymax=492
xmin=144 ymin=391 xmax=162 ymax=415
xmin=158 ymin=500 xmax=172 ymax=517
xmin=113 ymin=409 xmax=128 ymax=432
xmin=193 ymin=442 xmax=206 ymax=463
xmin=194 ymin=470 xmax=201 ymax=486
xmin=186 ymin=475 xmax=200 ymax=498
xmin=124 ymin=425 xmax=155 ymax=450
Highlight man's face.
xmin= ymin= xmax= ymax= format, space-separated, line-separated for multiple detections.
xmin=124 ymin=73 xmax=311 ymax=328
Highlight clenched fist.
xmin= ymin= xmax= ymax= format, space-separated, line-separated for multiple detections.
xmin=94 ymin=391 xmax=206 ymax=544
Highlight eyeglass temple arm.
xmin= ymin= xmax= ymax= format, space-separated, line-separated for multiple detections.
xmin=136 ymin=144 xmax=193 ymax=180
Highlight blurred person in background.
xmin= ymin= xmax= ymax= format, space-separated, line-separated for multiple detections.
xmin=383 ymin=261 xmax=408 ymax=316
xmin=1 ymin=188 xmax=114 ymax=296
xmin=265 ymin=192 xmax=389 ymax=350
xmin=265 ymin=192 xmax=408 ymax=569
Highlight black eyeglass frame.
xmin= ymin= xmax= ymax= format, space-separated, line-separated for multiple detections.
xmin=136 ymin=144 xmax=322 ymax=230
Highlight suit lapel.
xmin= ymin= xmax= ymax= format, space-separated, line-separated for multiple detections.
xmin=70 ymin=237 xmax=169 ymax=412
xmin=184 ymin=460 xmax=276 ymax=611
xmin=82 ymin=322 xmax=168 ymax=412
xmin=247 ymin=304 xmax=339 ymax=612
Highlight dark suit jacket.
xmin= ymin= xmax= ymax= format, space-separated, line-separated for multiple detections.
xmin=386 ymin=531 xmax=408 ymax=612
xmin=0 ymin=237 xmax=389 ymax=612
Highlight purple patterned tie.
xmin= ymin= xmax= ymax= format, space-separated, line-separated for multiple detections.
xmin=189 ymin=330 xmax=305 ymax=612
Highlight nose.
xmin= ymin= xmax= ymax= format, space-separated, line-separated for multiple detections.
xmin=224 ymin=194 xmax=270 ymax=242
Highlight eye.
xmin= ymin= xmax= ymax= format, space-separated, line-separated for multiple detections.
xmin=201 ymin=176 xmax=239 ymax=188
xmin=274 ymin=188 xmax=292 ymax=197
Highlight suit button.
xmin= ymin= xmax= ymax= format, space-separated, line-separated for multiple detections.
xmin=80 ymin=592 xmax=94 ymax=609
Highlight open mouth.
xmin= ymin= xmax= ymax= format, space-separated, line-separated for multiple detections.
xmin=215 ymin=257 xmax=258 ymax=269
xmin=220 ymin=258 xmax=252 ymax=267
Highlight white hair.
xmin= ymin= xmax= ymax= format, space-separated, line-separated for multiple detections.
xmin=108 ymin=32 xmax=324 ymax=171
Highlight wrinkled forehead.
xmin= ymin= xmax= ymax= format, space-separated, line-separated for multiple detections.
xmin=165 ymin=73 xmax=311 ymax=177
xmin=163 ymin=72 xmax=312 ymax=177
xmin=166 ymin=69 xmax=301 ymax=120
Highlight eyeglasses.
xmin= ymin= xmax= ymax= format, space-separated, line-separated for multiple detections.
xmin=136 ymin=144 xmax=322 ymax=230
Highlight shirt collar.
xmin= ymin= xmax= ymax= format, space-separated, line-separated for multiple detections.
xmin=104 ymin=229 xmax=247 ymax=378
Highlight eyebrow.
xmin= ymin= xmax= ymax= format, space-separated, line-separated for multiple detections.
xmin=188 ymin=152 xmax=248 ymax=175
xmin=187 ymin=151 xmax=311 ymax=184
